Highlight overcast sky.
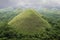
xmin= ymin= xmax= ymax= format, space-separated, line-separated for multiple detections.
xmin=0 ymin=0 xmax=60 ymax=9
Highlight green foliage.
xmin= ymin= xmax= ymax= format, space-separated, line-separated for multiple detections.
xmin=39 ymin=9 xmax=60 ymax=40
xmin=0 ymin=8 xmax=22 ymax=22
xmin=0 ymin=22 xmax=51 ymax=40
xmin=0 ymin=22 xmax=17 ymax=40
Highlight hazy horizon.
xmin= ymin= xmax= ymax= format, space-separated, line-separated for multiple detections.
xmin=0 ymin=0 xmax=60 ymax=9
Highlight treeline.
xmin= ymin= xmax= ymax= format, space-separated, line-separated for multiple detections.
xmin=40 ymin=9 xmax=60 ymax=40
xmin=0 ymin=22 xmax=60 ymax=40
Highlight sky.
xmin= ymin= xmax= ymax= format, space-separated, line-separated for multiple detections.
xmin=0 ymin=0 xmax=60 ymax=9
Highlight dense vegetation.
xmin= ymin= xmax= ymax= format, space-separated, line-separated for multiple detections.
xmin=0 ymin=8 xmax=22 ymax=22
xmin=39 ymin=9 xmax=60 ymax=40
xmin=0 ymin=8 xmax=60 ymax=40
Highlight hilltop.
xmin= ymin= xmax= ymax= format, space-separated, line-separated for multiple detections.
xmin=8 ymin=9 xmax=51 ymax=35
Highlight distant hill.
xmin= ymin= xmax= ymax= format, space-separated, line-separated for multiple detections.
xmin=8 ymin=9 xmax=51 ymax=35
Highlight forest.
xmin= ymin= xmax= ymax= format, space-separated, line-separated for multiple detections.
xmin=0 ymin=8 xmax=60 ymax=40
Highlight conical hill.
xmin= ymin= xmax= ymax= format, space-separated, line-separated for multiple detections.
xmin=8 ymin=9 xmax=51 ymax=35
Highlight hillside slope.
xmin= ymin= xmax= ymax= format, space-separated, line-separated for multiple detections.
xmin=8 ymin=9 xmax=51 ymax=35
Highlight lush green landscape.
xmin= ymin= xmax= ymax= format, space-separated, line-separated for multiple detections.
xmin=0 ymin=8 xmax=60 ymax=40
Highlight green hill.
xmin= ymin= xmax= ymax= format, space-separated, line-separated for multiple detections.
xmin=8 ymin=9 xmax=51 ymax=35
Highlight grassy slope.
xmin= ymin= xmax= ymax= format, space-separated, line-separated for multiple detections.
xmin=8 ymin=9 xmax=51 ymax=35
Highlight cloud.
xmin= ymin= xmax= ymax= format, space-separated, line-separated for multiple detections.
xmin=10 ymin=0 xmax=48 ymax=8
xmin=10 ymin=0 xmax=60 ymax=7
xmin=0 ymin=0 xmax=60 ymax=8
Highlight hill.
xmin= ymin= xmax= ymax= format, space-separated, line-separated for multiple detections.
xmin=8 ymin=9 xmax=51 ymax=35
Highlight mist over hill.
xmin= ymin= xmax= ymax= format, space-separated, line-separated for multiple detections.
xmin=0 ymin=0 xmax=60 ymax=9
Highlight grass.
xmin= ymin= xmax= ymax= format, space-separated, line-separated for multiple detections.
xmin=8 ymin=9 xmax=51 ymax=35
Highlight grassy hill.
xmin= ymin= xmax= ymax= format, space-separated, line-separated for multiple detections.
xmin=8 ymin=9 xmax=51 ymax=35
